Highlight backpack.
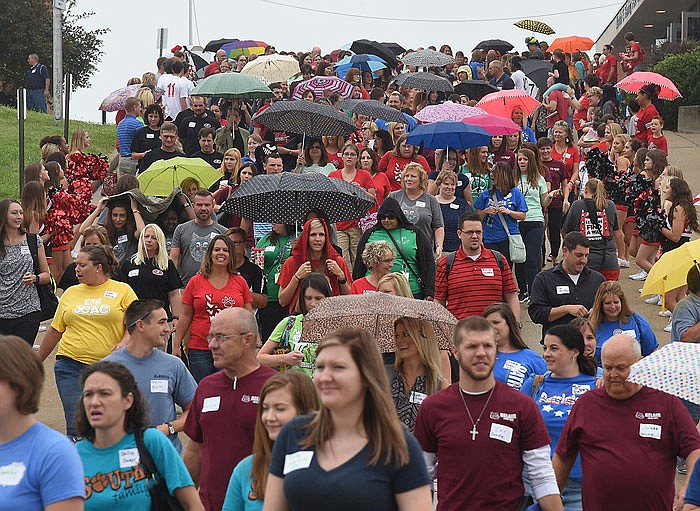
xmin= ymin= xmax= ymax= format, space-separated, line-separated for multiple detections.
xmin=444 ymin=248 xmax=505 ymax=280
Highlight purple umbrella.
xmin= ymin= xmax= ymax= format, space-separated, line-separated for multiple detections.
xmin=414 ymin=103 xmax=487 ymax=123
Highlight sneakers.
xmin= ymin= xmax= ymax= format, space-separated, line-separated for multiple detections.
xmin=617 ymin=258 xmax=630 ymax=268
xmin=664 ymin=319 xmax=673 ymax=333
xmin=658 ymin=309 xmax=672 ymax=317
xmin=677 ymin=457 xmax=688 ymax=475
xmin=629 ymin=269 xmax=648 ymax=281
xmin=38 ymin=325 xmax=47 ymax=332
xmin=518 ymin=292 xmax=529 ymax=303
xmin=644 ymin=295 xmax=662 ymax=306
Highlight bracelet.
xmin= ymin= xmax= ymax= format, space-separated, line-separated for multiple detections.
xmin=337 ymin=277 xmax=347 ymax=285
xmin=293 ymin=274 xmax=300 ymax=281
xmin=132 ymin=210 xmax=140 ymax=214
xmin=35 ymin=273 xmax=41 ymax=284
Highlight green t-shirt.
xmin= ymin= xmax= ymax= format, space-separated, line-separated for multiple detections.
xmin=255 ymin=234 xmax=295 ymax=302
xmin=301 ymin=163 xmax=336 ymax=177
xmin=269 ymin=314 xmax=315 ymax=378
xmin=365 ymin=228 xmax=421 ymax=295
xmin=462 ymin=165 xmax=492 ymax=206
xmin=518 ymin=174 xmax=548 ymax=222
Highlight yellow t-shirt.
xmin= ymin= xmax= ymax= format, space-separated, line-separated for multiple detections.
xmin=52 ymin=280 xmax=138 ymax=364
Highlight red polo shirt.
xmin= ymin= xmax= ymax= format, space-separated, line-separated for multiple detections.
xmin=435 ymin=246 xmax=517 ymax=319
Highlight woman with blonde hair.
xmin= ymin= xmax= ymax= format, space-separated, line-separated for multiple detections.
xmin=376 ymin=272 xmax=413 ymax=297
xmin=69 ymin=129 xmax=90 ymax=154
xmin=218 ymin=147 xmax=242 ymax=184
xmin=462 ymin=145 xmax=491 ymax=205
xmin=350 ymin=240 xmax=396 ymax=294
xmin=589 ymin=281 xmax=657 ymax=365
xmin=264 ymin=328 xmax=432 ymax=511
xmin=379 ymin=134 xmax=431 ymax=192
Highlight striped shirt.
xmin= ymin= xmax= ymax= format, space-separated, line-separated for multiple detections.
xmin=116 ymin=114 xmax=144 ymax=156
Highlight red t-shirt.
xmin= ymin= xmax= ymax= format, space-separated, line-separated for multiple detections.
xmin=414 ymin=382 xmax=551 ymax=511
xmin=204 ymin=61 xmax=221 ymax=78
xmin=626 ymin=41 xmax=644 ymax=70
xmin=573 ymin=94 xmax=590 ymax=131
xmin=328 ymin=168 xmax=375 ymax=230
xmin=278 ymin=255 xmax=351 ymax=312
xmin=648 ymin=134 xmax=668 ymax=155
xmin=350 ymin=277 xmax=376 ymax=294
xmin=596 ymin=54 xmax=618 ymax=83
xmin=635 ymin=104 xmax=660 ymax=144
xmin=378 ymin=153 xmax=431 ymax=191
xmin=183 ymin=365 xmax=276 ymax=511
xmin=546 ymin=89 xmax=570 ymax=129
xmin=182 ymin=273 xmax=253 ymax=350
xmin=551 ymin=145 xmax=581 ymax=179
xmin=327 ymin=151 xmax=342 ymax=169
xmin=557 ymin=386 xmax=700 ymax=511
xmin=371 ymin=171 xmax=391 ymax=210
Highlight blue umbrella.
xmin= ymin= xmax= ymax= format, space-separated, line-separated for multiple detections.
xmin=334 ymin=54 xmax=387 ymax=75
xmin=406 ymin=120 xmax=492 ymax=150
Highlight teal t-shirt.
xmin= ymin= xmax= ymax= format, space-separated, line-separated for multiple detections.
xmin=255 ymin=234 xmax=295 ymax=302
xmin=269 ymin=314 xmax=315 ymax=377
xmin=518 ymin=174 xmax=548 ymax=222
xmin=365 ymin=228 xmax=421 ymax=295
xmin=462 ymin=166 xmax=492 ymax=206
xmin=77 ymin=428 xmax=194 ymax=511
xmin=222 ymin=455 xmax=263 ymax=511
xmin=301 ymin=163 xmax=336 ymax=176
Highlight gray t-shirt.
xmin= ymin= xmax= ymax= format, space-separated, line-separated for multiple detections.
xmin=562 ymin=198 xmax=619 ymax=270
xmin=388 ymin=190 xmax=444 ymax=249
xmin=172 ymin=220 xmax=227 ymax=284
xmin=0 ymin=238 xmax=41 ymax=319
xmin=105 ymin=347 xmax=197 ymax=452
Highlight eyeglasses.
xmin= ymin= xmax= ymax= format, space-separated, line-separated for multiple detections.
xmin=342 ymin=152 xmax=358 ymax=157
xmin=206 ymin=332 xmax=250 ymax=344
xmin=459 ymin=230 xmax=482 ymax=237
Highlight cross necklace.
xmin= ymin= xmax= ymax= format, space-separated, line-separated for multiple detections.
xmin=458 ymin=384 xmax=496 ymax=440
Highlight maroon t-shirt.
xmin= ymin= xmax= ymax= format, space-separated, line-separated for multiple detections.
xmin=556 ymin=386 xmax=700 ymax=511
xmin=543 ymin=159 xmax=567 ymax=209
xmin=414 ymin=381 xmax=551 ymax=511
xmin=184 ymin=365 xmax=276 ymax=511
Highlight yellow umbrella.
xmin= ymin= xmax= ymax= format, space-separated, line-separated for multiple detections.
xmin=641 ymin=239 xmax=700 ymax=298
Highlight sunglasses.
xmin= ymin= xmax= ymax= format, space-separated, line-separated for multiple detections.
xmin=378 ymin=214 xmax=396 ymax=220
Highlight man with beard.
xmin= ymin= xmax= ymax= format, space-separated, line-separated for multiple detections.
xmin=139 ymin=121 xmax=186 ymax=172
xmin=414 ymin=316 xmax=562 ymax=511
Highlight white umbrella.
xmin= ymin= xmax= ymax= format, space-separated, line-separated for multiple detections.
xmin=241 ymin=54 xmax=300 ymax=85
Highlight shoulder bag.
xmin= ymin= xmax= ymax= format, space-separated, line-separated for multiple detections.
xmin=27 ymin=233 xmax=59 ymax=322
xmin=496 ymin=211 xmax=526 ymax=264
xmin=384 ymin=229 xmax=424 ymax=288
xmin=274 ymin=314 xmax=299 ymax=372
xmin=134 ymin=428 xmax=185 ymax=511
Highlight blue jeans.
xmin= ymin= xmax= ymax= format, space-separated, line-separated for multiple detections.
xmin=26 ymin=89 xmax=47 ymax=113
xmin=188 ymin=348 xmax=216 ymax=383
xmin=54 ymin=357 xmax=89 ymax=438
xmin=515 ymin=221 xmax=545 ymax=294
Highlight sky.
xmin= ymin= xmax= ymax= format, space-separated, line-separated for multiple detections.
xmin=69 ymin=0 xmax=624 ymax=123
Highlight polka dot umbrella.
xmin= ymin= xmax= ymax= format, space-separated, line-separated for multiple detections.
xmin=252 ymin=99 xmax=358 ymax=138
xmin=220 ymin=172 xmax=374 ymax=224
xmin=627 ymin=343 xmax=700 ymax=404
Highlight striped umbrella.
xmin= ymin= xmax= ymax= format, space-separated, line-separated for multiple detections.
xmin=514 ymin=19 xmax=555 ymax=35
xmin=415 ymin=103 xmax=487 ymax=122
xmin=291 ymin=76 xmax=355 ymax=100
xmin=221 ymin=40 xmax=268 ymax=58
xmin=252 ymin=100 xmax=358 ymax=137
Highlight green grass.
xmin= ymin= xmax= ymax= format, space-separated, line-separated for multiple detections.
xmin=0 ymin=106 xmax=117 ymax=198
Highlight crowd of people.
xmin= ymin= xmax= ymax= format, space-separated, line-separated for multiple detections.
xmin=2 ymin=35 xmax=700 ymax=511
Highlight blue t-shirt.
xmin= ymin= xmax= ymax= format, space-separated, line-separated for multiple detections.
xmin=594 ymin=313 xmax=658 ymax=365
xmin=521 ymin=372 xmax=597 ymax=482
xmin=223 ymin=454 xmax=263 ymax=511
xmin=117 ymin=114 xmax=145 ymax=157
xmin=685 ymin=458 xmax=700 ymax=506
xmin=438 ymin=198 xmax=470 ymax=252
xmin=493 ymin=349 xmax=547 ymax=391
xmin=77 ymin=428 xmax=194 ymax=511
xmin=269 ymin=414 xmax=430 ymax=511
xmin=0 ymin=422 xmax=84 ymax=511
xmin=474 ymin=187 xmax=528 ymax=243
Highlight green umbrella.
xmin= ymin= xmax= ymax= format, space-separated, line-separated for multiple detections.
xmin=190 ymin=72 xmax=274 ymax=99
xmin=137 ymin=157 xmax=223 ymax=197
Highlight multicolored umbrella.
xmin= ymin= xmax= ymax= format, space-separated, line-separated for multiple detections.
xmin=400 ymin=49 xmax=454 ymax=68
xmin=464 ymin=114 xmax=522 ymax=135
xmin=334 ymin=54 xmax=387 ymax=75
xmin=204 ymin=38 xmax=238 ymax=52
xmin=302 ymin=293 xmax=457 ymax=352
xmin=336 ymin=99 xmax=406 ymax=123
xmin=394 ymin=72 xmax=453 ymax=92
xmin=137 ymin=157 xmax=222 ymax=197
xmin=627 ymin=343 xmax=700 ymax=405
xmin=514 ymin=19 xmax=555 ymax=35
xmin=241 ymin=54 xmax=300 ymax=85
xmin=406 ymin=121 xmax=492 ymax=150
xmin=189 ymin=72 xmax=273 ymax=99
xmin=221 ymin=40 xmax=268 ymax=58
xmin=252 ymin=100 xmax=358 ymax=137
xmin=99 ymin=84 xmax=163 ymax=112
xmin=548 ymin=36 xmax=595 ymax=53
xmin=414 ymin=103 xmax=487 ymax=123
xmin=616 ymin=72 xmax=682 ymax=100
xmin=291 ymin=76 xmax=354 ymax=100
xmin=476 ymin=89 xmax=541 ymax=117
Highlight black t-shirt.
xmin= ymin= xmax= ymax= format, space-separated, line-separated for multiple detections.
xmin=120 ymin=257 xmax=183 ymax=317
xmin=236 ymin=258 xmax=266 ymax=296
xmin=192 ymin=150 xmax=223 ymax=169
xmin=112 ymin=229 xmax=137 ymax=265
xmin=140 ymin=148 xmax=186 ymax=172
xmin=178 ymin=113 xmax=221 ymax=156
xmin=58 ymin=263 xmax=123 ymax=291
xmin=262 ymin=129 xmax=301 ymax=171
xmin=553 ymin=60 xmax=569 ymax=85
xmin=173 ymin=108 xmax=193 ymax=130
xmin=0 ymin=92 xmax=14 ymax=107
xmin=131 ymin=127 xmax=162 ymax=154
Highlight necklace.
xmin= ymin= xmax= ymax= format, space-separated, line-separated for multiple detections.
xmin=458 ymin=385 xmax=496 ymax=441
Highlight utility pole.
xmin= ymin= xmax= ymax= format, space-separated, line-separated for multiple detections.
xmin=188 ymin=0 xmax=194 ymax=47
xmin=52 ymin=0 xmax=65 ymax=121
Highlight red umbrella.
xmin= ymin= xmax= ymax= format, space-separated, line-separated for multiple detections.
xmin=475 ymin=90 xmax=541 ymax=118
xmin=463 ymin=114 xmax=521 ymax=136
xmin=548 ymin=35 xmax=594 ymax=53
xmin=616 ymin=72 xmax=682 ymax=100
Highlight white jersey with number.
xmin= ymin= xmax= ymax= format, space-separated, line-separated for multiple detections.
xmin=157 ymin=74 xmax=183 ymax=119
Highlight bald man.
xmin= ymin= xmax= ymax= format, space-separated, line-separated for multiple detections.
xmin=204 ymin=49 xmax=228 ymax=78
xmin=183 ymin=308 xmax=274 ymax=511
xmin=553 ymin=335 xmax=700 ymax=511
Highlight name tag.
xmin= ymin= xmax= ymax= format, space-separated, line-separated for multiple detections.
xmin=489 ymin=423 xmax=513 ymax=443
xmin=564 ymin=153 xmax=571 ymax=159
xmin=128 ymin=269 xmax=139 ymax=278
xmin=449 ymin=203 xmax=460 ymax=209
xmin=409 ymin=391 xmax=427 ymax=405
xmin=264 ymin=246 xmax=276 ymax=252
xmin=415 ymin=201 xmax=426 ymax=208
xmin=188 ymin=121 xmax=196 ymax=128
xmin=457 ymin=180 xmax=463 ymax=187
xmin=274 ymin=272 xmax=280 ymax=284
xmin=401 ymin=271 xmax=410 ymax=283
xmin=202 ymin=396 xmax=221 ymax=412
xmin=481 ymin=268 xmax=494 ymax=277
xmin=283 ymin=451 xmax=314 ymax=474
xmin=20 ymin=246 xmax=31 ymax=255
xmin=556 ymin=286 xmax=570 ymax=295
xmin=104 ymin=291 xmax=117 ymax=299
xmin=0 ymin=462 xmax=26 ymax=486
xmin=150 ymin=379 xmax=168 ymax=393
xmin=146 ymin=133 xmax=155 ymax=139
xmin=117 ymin=234 xmax=128 ymax=244
xmin=118 ymin=448 xmax=140 ymax=468
xmin=639 ymin=423 xmax=661 ymax=439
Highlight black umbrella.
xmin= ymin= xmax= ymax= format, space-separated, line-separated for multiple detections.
xmin=395 ymin=72 xmax=453 ymax=92
xmin=381 ymin=42 xmax=406 ymax=56
xmin=336 ymin=99 xmax=406 ymax=123
xmin=400 ymin=49 xmax=454 ymax=68
xmin=453 ymin=80 xmax=499 ymax=101
xmin=473 ymin=39 xmax=514 ymax=54
xmin=204 ymin=38 xmax=238 ymax=52
xmin=521 ymin=58 xmax=552 ymax=93
xmin=220 ymin=173 xmax=374 ymax=224
xmin=351 ymin=39 xmax=398 ymax=67
xmin=252 ymin=100 xmax=358 ymax=137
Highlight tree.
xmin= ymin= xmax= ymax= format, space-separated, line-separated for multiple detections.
xmin=0 ymin=0 xmax=107 ymax=90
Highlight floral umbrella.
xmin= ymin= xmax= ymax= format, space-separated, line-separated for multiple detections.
xmin=514 ymin=19 xmax=556 ymax=35
xmin=99 ymin=84 xmax=164 ymax=112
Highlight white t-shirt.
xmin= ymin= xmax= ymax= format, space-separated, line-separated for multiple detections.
xmin=177 ymin=76 xmax=194 ymax=109
xmin=157 ymin=73 xmax=183 ymax=119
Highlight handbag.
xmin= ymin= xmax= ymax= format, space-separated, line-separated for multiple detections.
xmin=358 ymin=211 xmax=378 ymax=233
xmin=274 ymin=315 xmax=298 ymax=372
xmin=496 ymin=212 xmax=526 ymax=264
xmin=27 ymin=234 xmax=59 ymax=322
xmin=134 ymin=428 xmax=185 ymax=511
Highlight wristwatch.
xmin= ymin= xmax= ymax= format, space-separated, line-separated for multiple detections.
xmin=167 ymin=422 xmax=175 ymax=435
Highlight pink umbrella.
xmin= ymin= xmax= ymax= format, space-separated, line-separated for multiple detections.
xmin=463 ymin=114 xmax=521 ymax=136
xmin=616 ymin=72 xmax=682 ymax=100
xmin=414 ymin=103 xmax=486 ymax=123
xmin=475 ymin=89 xmax=541 ymax=118
xmin=291 ymin=76 xmax=355 ymax=100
